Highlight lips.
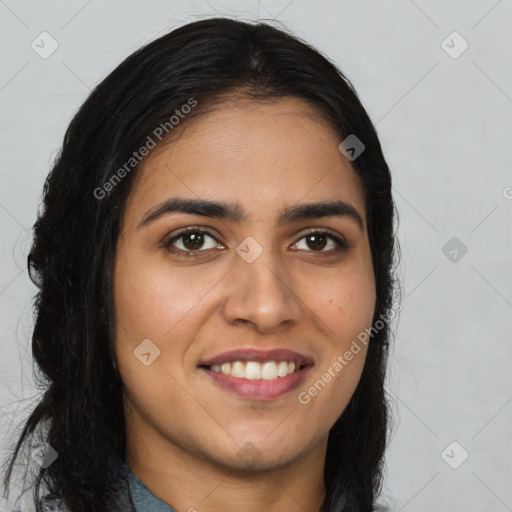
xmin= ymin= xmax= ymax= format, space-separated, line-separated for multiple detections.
xmin=198 ymin=348 xmax=314 ymax=400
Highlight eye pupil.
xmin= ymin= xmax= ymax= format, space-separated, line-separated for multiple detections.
xmin=183 ymin=232 xmax=204 ymax=250
xmin=306 ymin=234 xmax=327 ymax=251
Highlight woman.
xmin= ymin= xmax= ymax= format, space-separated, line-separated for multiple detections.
xmin=3 ymin=17 xmax=398 ymax=512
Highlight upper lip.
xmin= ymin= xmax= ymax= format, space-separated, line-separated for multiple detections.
xmin=199 ymin=348 xmax=314 ymax=367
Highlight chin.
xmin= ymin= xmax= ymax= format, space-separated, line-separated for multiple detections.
xmin=205 ymin=437 xmax=311 ymax=474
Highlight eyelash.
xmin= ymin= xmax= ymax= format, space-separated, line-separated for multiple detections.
xmin=162 ymin=226 xmax=349 ymax=258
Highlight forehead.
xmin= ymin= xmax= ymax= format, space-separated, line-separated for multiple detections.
xmin=126 ymin=97 xmax=366 ymax=226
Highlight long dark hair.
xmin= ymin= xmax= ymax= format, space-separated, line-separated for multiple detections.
xmin=3 ymin=17 xmax=397 ymax=512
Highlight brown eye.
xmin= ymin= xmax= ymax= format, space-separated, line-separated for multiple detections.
xmin=163 ymin=228 xmax=220 ymax=257
xmin=181 ymin=232 xmax=206 ymax=250
xmin=294 ymin=231 xmax=347 ymax=253
xmin=305 ymin=233 xmax=327 ymax=251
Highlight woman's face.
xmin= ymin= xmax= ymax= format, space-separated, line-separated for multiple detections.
xmin=114 ymin=96 xmax=376 ymax=472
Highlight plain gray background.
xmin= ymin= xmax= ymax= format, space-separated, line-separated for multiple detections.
xmin=1 ymin=1 xmax=511 ymax=510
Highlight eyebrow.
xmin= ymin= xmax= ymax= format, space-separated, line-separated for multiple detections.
xmin=137 ymin=197 xmax=364 ymax=231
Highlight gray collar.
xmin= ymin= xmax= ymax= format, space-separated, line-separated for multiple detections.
xmin=113 ymin=461 xmax=178 ymax=512
xmin=127 ymin=470 xmax=178 ymax=512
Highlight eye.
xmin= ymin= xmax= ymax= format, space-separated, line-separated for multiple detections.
xmin=293 ymin=230 xmax=347 ymax=253
xmin=163 ymin=227 xmax=348 ymax=258
xmin=163 ymin=227 xmax=222 ymax=257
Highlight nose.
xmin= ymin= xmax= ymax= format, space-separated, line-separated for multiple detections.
xmin=220 ymin=246 xmax=302 ymax=333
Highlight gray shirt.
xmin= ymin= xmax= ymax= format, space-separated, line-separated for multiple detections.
xmin=113 ymin=463 xmax=177 ymax=512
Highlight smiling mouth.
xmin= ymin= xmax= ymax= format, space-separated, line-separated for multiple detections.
xmin=197 ymin=348 xmax=314 ymax=399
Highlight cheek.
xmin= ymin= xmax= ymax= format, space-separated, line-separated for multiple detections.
xmin=301 ymin=259 xmax=376 ymax=343
xmin=113 ymin=255 xmax=213 ymax=440
xmin=293 ymin=259 xmax=375 ymax=419
xmin=113 ymin=251 xmax=220 ymax=343
xmin=113 ymin=250 xmax=227 ymax=404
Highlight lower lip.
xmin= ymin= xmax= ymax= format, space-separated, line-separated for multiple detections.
xmin=201 ymin=365 xmax=312 ymax=400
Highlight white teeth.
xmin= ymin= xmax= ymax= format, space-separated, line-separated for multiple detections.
xmin=231 ymin=361 xmax=245 ymax=378
xmin=277 ymin=361 xmax=288 ymax=377
xmin=261 ymin=361 xmax=277 ymax=380
xmin=245 ymin=361 xmax=261 ymax=380
xmin=209 ymin=360 xmax=301 ymax=380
